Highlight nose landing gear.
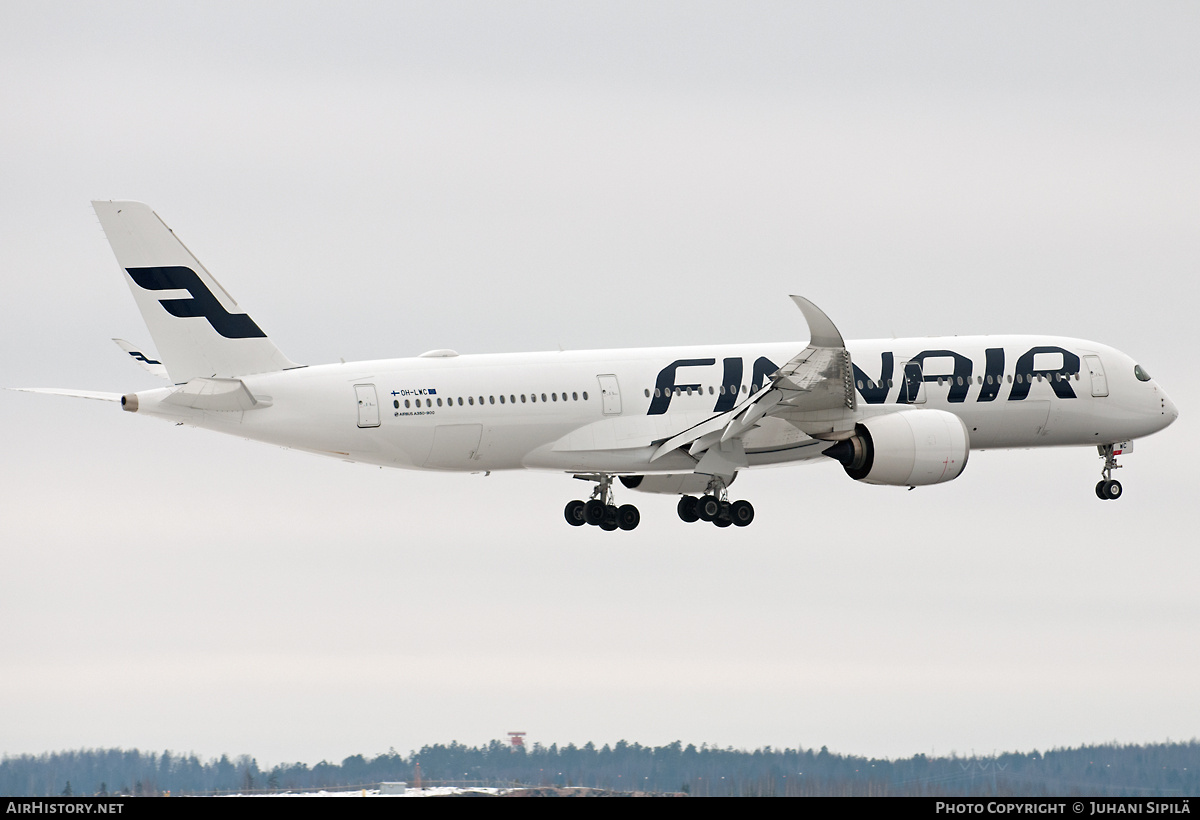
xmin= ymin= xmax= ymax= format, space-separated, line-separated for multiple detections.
xmin=564 ymin=473 xmax=640 ymax=531
xmin=1095 ymin=443 xmax=1125 ymax=500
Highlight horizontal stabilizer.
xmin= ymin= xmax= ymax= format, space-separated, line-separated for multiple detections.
xmin=9 ymin=387 xmax=122 ymax=402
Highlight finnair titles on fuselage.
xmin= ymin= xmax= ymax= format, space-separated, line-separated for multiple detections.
xmin=16 ymin=202 xmax=1178 ymax=532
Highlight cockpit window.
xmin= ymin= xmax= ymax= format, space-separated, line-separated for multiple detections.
xmin=1134 ymin=364 xmax=1152 ymax=382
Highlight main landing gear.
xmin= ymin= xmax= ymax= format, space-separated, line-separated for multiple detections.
xmin=564 ymin=473 xmax=640 ymax=531
xmin=676 ymin=480 xmax=754 ymax=528
xmin=1095 ymin=443 xmax=1123 ymax=501
xmin=564 ymin=475 xmax=754 ymax=529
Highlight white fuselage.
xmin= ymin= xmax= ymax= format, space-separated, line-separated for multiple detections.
xmin=126 ymin=335 xmax=1177 ymax=477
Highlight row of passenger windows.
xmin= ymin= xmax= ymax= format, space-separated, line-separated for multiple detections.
xmin=396 ymin=370 xmax=1084 ymax=411
xmin=396 ymin=391 xmax=589 ymax=409
xmin=643 ymin=384 xmax=758 ymax=398
xmin=640 ymin=372 xmax=1082 ymax=399
xmin=853 ymin=372 xmax=1083 ymax=390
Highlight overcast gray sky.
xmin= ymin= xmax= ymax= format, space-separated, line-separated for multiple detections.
xmin=2 ymin=1 xmax=1197 ymax=766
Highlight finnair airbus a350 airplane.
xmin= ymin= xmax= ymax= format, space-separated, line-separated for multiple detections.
xmin=17 ymin=202 xmax=1178 ymax=531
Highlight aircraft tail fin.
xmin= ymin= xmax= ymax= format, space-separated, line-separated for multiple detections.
xmin=92 ymin=201 xmax=299 ymax=383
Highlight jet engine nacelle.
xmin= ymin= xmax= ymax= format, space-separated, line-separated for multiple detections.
xmin=822 ymin=409 xmax=970 ymax=487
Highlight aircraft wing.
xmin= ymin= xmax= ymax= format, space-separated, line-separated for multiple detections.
xmin=650 ymin=296 xmax=855 ymax=477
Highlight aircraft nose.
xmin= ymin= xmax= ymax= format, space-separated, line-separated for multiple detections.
xmin=1158 ymin=387 xmax=1179 ymax=427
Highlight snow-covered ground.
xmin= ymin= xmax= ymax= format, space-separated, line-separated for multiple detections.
xmin=228 ymin=786 xmax=506 ymax=797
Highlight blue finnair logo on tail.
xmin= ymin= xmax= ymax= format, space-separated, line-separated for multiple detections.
xmin=126 ymin=350 xmax=162 ymax=365
xmin=127 ymin=266 xmax=266 ymax=339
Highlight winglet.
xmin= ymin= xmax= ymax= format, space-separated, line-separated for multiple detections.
xmin=789 ymin=296 xmax=845 ymax=349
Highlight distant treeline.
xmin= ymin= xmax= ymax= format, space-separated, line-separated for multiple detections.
xmin=2 ymin=739 xmax=1197 ymax=797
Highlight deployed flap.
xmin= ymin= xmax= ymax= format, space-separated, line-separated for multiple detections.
xmin=161 ymin=378 xmax=267 ymax=411
xmin=93 ymin=201 xmax=299 ymax=383
xmin=650 ymin=382 xmax=773 ymax=462
xmin=694 ymin=438 xmax=747 ymax=482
